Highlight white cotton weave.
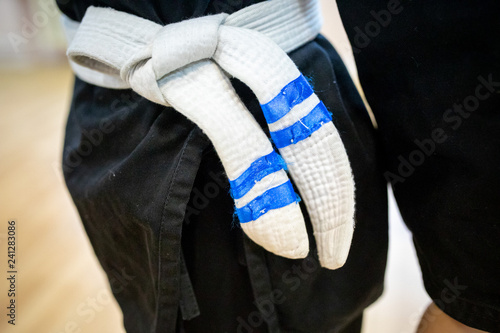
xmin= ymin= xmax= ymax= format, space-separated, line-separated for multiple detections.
xmin=63 ymin=0 xmax=355 ymax=269
xmin=158 ymin=60 xmax=309 ymax=258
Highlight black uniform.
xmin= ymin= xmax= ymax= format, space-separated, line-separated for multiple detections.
xmin=57 ymin=0 xmax=500 ymax=332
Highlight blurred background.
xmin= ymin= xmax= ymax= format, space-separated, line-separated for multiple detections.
xmin=0 ymin=0 xmax=429 ymax=332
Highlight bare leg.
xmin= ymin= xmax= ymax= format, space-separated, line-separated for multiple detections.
xmin=417 ymin=303 xmax=487 ymax=333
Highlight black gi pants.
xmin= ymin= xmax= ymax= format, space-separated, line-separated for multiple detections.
xmin=60 ymin=0 xmax=500 ymax=332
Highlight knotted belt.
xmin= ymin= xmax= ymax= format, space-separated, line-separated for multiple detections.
xmin=63 ymin=0 xmax=355 ymax=269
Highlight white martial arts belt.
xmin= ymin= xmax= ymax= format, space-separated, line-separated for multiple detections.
xmin=63 ymin=0 xmax=355 ymax=269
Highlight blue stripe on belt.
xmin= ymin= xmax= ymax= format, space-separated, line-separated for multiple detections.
xmin=229 ymin=151 xmax=287 ymax=200
xmin=235 ymin=180 xmax=299 ymax=223
xmin=260 ymin=75 xmax=314 ymax=124
xmin=270 ymin=101 xmax=332 ymax=149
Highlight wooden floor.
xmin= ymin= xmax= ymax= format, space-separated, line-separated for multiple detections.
xmin=0 ymin=66 xmax=125 ymax=333
xmin=0 ymin=3 xmax=430 ymax=332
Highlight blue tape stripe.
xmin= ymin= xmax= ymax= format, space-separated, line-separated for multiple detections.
xmin=229 ymin=151 xmax=287 ymax=200
xmin=236 ymin=180 xmax=299 ymax=223
xmin=270 ymin=102 xmax=332 ymax=149
xmin=261 ymin=75 xmax=314 ymax=124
